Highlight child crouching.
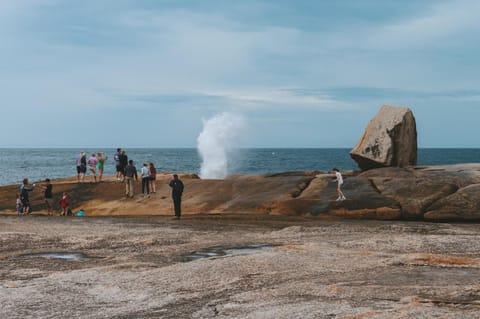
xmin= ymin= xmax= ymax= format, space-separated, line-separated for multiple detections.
xmin=59 ymin=192 xmax=69 ymax=216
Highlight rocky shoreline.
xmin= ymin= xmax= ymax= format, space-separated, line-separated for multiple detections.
xmin=2 ymin=161 xmax=480 ymax=318
xmin=1 ymin=163 xmax=479 ymax=221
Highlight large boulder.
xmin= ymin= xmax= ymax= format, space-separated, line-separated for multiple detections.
xmin=350 ymin=105 xmax=417 ymax=170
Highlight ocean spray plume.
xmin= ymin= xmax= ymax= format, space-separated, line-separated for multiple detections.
xmin=197 ymin=112 xmax=245 ymax=179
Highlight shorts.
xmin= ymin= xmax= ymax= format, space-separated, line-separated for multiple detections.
xmin=150 ymin=176 xmax=156 ymax=181
xmin=116 ymin=165 xmax=123 ymax=173
xmin=45 ymin=198 xmax=53 ymax=208
xmin=77 ymin=165 xmax=86 ymax=174
xmin=89 ymin=166 xmax=97 ymax=175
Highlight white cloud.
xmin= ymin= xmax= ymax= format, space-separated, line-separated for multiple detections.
xmin=366 ymin=0 xmax=480 ymax=49
xmin=0 ymin=1 xmax=479 ymax=147
xmin=202 ymin=88 xmax=347 ymax=110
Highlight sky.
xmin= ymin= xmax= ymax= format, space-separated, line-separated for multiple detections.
xmin=1 ymin=0 xmax=479 ymax=148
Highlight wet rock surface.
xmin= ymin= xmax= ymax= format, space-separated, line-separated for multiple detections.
xmin=1 ymin=216 xmax=480 ymax=318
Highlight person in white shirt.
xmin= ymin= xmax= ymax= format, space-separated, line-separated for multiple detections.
xmin=88 ymin=153 xmax=98 ymax=182
xmin=332 ymin=167 xmax=346 ymax=201
xmin=141 ymin=163 xmax=150 ymax=196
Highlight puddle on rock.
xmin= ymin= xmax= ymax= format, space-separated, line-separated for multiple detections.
xmin=18 ymin=252 xmax=93 ymax=260
xmin=179 ymin=243 xmax=279 ymax=262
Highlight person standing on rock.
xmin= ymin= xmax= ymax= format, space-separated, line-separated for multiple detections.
xmin=114 ymin=148 xmax=122 ymax=182
xmin=119 ymin=150 xmax=128 ymax=182
xmin=149 ymin=162 xmax=157 ymax=194
xmin=141 ymin=163 xmax=150 ymax=196
xmin=43 ymin=178 xmax=53 ymax=216
xmin=88 ymin=153 xmax=98 ymax=182
xmin=169 ymin=174 xmax=184 ymax=219
xmin=76 ymin=151 xmax=87 ymax=183
xmin=20 ymin=178 xmax=35 ymax=214
xmin=97 ymin=152 xmax=108 ymax=182
xmin=16 ymin=193 xmax=23 ymax=215
xmin=332 ymin=168 xmax=346 ymax=201
xmin=124 ymin=160 xmax=138 ymax=198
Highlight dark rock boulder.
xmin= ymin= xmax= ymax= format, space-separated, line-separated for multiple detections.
xmin=350 ymin=105 xmax=417 ymax=170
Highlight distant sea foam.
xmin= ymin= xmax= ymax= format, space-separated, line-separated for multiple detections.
xmin=0 ymin=148 xmax=478 ymax=186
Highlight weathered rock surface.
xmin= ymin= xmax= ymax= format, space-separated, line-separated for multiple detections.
xmin=360 ymin=164 xmax=480 ymax=219
xmin=424 ymin=184 xmax=480 ymax=220
xmin=0 ymin=163 xmax=479 ymax=221
xmin=2 ymin=217 xmax=480 ymax=318
xmin=350 ymin=105 xmax=417 ymax=170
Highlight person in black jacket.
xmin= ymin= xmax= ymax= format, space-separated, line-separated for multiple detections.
xmin=20 ymin=178 xmax=35 ymax=214
xmin=119 ymin=150 xmax=128 ymax=182
xmin=43 ymin=178 xmax=53 ymax=216
xmin=169 ymin=174 xmax=184 ymax=219
xmin=124 ymin=160 xmax=138 ymax=198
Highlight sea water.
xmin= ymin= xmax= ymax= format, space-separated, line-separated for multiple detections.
xmin=0 ymin=148 xmax=478 ymax=186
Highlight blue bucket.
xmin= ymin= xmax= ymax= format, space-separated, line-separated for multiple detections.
xmin=76 ymin=210 xmax=85 ymax=217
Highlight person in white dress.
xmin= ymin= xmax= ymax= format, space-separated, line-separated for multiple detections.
xmin=332 ymin=167 xmax=346 ymax=201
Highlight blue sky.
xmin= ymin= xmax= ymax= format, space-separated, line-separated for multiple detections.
xmin=1 ymin=0 xmax=479 ymax=148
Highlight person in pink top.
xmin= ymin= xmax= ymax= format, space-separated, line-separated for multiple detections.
xmin=88 ymin=153 xmax=98 ymax=182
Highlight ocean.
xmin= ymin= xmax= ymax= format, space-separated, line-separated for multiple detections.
xmin=0 ymin=148 xmax=478 ymax=186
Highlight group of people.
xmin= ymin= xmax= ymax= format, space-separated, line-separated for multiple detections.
xmin=17 ymin=149 xmax=186 ymax=219
xmin=122 ymin=160 xmax=158 ymax=198
xmin=18 ymin=148 xmax=346 ymax=218
xmin=76 ymin=151 xmax=109 ymax=183
xmin=16 ymin=178 xmax=69 ymax=216
xmin=16 ymin=178 xmax=72 ymax=216
xmin=119 ymin=160 xmax=183 ymax=218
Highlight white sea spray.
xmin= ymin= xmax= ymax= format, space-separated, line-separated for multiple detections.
xmin=197 ymin=112 xmax=246 ymax=179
